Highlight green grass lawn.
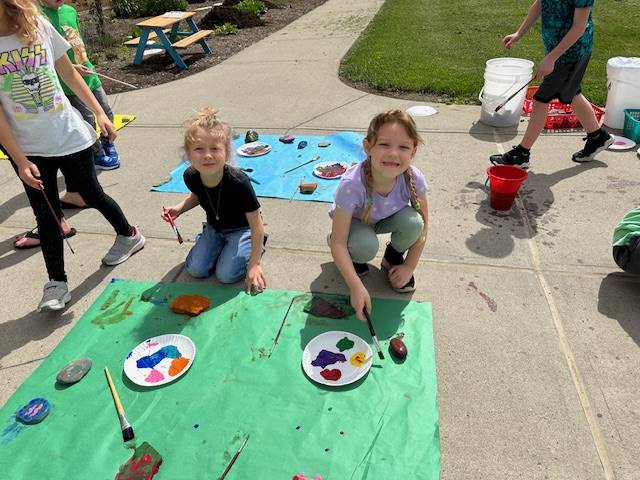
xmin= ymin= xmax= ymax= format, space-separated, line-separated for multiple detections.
xmin=340 ymin=0 xmax=639 ymax=105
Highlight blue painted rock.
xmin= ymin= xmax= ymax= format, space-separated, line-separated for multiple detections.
xmin=56 ymin=358 xmax=92 ymax=384
xmin=279 ymin=134 xmax=295 ymax=143
xmin=16 ymin=398 xmax=50 ymax=424
xmin=297 ymin=141 xmax=308 ymax=149
xmin=245 ymin=130 xmax=259 ymax=143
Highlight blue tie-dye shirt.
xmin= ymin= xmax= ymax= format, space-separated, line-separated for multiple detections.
xmin=540 ymin=0 xmax=594 ymax=64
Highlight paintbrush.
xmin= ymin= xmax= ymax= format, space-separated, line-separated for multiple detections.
xmin=40 ymin=189 xmax=75 ymax=254
xmin=363 ymin=309 xmax=384 ymax=360
xmin=219 ymin=434 xmax=249 ymax=480
xmin=494 ymin=81 xmax=530 ymax=112
xmin=164 ymin=209 xmax=184 ymax=244
xmin=282 ymin=155 xmax=320 ymax=175
xmin=104 ymin=366 xmax=135 ymax=443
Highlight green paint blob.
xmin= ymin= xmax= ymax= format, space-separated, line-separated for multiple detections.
xmin=336 ymin=336 xmax=355 ymax=352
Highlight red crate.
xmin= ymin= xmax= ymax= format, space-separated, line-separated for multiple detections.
xmin=522 ymin=86 xmax=605 ymax=130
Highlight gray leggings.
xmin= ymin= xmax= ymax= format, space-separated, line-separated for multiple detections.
xmin=348 ymin=206 xmax=424 ymax=262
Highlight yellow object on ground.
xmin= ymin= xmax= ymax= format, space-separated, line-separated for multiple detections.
xmin=0 ymin=114 xmax=136 ymax=160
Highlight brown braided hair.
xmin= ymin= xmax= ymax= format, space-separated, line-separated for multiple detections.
xmin=361 ymin=110 xmax=424 ymax=224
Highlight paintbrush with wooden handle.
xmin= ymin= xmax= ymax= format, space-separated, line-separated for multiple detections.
xmin=104 ymin=366 xmax=135 ymax=442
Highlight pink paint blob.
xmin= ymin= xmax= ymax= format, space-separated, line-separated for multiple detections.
xmin=145 ymin=369 xmax=165 ymax=383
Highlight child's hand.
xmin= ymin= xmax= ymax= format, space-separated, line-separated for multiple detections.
xmin=73 ymin=64 xmax=95 ymax=76
xmin=502 ymin=33 xmax=521 ymax=49
xmin=96 ymin=113 xmax=117 ymax=143
xmin=535 ymin=55 xmax=555 ymax=80
xmin=161 ymin=205 xmax=181 ymax=222
xmin=18 ymin=162 xmax=43 ymax=190
xmin=350 ymin=284 xmax=372 ymax=323
xmin=388 ymin=264 xmax=414 ymax=290
xmin=245 ymin=264 xmax=266 ymax=294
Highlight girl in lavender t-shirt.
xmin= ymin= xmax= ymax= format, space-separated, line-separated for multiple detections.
xmin=328 ymin=110 xmax=429 ymax=321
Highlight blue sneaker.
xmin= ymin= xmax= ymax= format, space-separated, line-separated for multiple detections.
xmin=94 ymin=153 xmax=120 ymax=170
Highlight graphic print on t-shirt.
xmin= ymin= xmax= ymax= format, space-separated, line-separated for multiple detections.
xmin=0 ymin=44 xmax=62 ymax=116
xmin=61 ymin=25 xmax=88 ymax=64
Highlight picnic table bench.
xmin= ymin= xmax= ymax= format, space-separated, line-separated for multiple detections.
xmin=126 ymin=11 xmax=213 ymax=70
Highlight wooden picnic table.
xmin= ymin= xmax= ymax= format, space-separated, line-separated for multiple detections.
xmin=127 ymin=11 xmax=213 ymax=70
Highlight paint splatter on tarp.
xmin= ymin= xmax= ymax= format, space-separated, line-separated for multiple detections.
xmin=303 ymin=295 xmax=354 ymax=319
xmin=311 ymin=350 xmax=346 ymax=368
xmin=115 ymin=441 xmax=162 ymax=480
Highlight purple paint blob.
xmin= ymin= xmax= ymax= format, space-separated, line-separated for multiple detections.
xmin=136 ymin=345 xmax=182 ymax=368
xmin=311 ymin=350 xmax=346 ymax=368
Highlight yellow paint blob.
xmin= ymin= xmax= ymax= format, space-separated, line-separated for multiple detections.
xmin=350 ymin=351 xmax=366 ymax=368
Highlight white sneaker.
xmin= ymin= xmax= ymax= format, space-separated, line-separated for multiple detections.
xmin=38 ymin=281 xmax=71 ymax=312
xmin=102 ymin=226 xmax=145 ymax=266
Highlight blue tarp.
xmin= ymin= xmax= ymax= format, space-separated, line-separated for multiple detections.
xmin=152 ymin=132 xmax=365 ymax=203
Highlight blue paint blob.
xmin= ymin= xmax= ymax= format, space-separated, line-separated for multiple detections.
xmin=193 ymin=424 xmax=200 ymax=429
xmin=136 ymin=345 xmax=182 ymax=368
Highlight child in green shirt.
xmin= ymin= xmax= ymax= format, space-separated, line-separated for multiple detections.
xmin=613 ymin=207 xmax=640 ymax=274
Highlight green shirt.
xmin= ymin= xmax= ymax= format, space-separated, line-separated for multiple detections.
xmin=613 ymin=207 xmax=640 ymax=247
xmin=540 ymin=0 xmax=594 ymax=64
xmin=41 ymin=4 xmax=101 ymax=96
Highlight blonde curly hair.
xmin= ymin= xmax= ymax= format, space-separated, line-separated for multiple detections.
xmin=2 ymin=0 xmax=41 ymax=46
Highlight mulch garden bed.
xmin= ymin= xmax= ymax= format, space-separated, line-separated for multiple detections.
xmin=78 ymin=0 xmax=328 ymax=94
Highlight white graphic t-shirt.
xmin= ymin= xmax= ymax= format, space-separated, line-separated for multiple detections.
xmin=0 ymin=17 xmax=95 ymax=157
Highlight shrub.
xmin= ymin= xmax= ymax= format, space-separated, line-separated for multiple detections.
xmin=234 ymin=0 xmax=266 ymax=17
xmin=111 ymin=0 xmax=141 ymax=18
xmin=214 ymin=22 xmax=239 ymax=35
xmin=139 ymin=0 xmax=188 ymax=16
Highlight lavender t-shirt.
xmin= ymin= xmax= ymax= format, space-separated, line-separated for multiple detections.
xmin=329 ymin=163 xmax=428 ymax=224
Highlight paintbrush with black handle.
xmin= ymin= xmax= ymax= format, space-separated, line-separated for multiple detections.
xmin=363 ymin=309 xmax=384 ymax=360
xmin=104 ymin=366 xmax=135 ymax=442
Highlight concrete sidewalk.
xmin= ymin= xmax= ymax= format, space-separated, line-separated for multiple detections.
xmin=1 ymin=0 xmax=639 ymax=478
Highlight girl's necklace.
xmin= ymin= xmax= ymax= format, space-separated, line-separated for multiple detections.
xmin=202 ymin=175 xmax=223 ymax=221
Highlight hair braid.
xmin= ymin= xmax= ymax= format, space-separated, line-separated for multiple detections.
xmin=361 ymin=158 xmax=375 ymax=224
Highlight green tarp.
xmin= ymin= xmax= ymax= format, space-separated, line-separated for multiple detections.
xmin=0 ymin=280 xmax=440 ymax=479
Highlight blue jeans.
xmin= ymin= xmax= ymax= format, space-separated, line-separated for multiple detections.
xmin=185 ymin=223 xmax=252 ymax=283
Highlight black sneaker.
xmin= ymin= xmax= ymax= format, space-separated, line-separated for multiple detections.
xmin=353 ymin=262 xmax=369 ymax=277
xmin=572 ymin=131 xmax=614 ymax=163
xmin=381 ymin=243 xmax=416 ymax=293
xmin=489 ymin=146 xmax=530 ymax=169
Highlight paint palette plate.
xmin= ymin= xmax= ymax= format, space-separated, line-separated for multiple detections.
xmin=302 ymin=331 xmax=372 ymax=387
xmin=312 ymin=162 xmax=349 ymax=180
xmin=124 ymin=334 xmax=196 ymax=387
xmin=237 ymin=141 xmax=272 ymax=157
xmin=608 ymin=135 xmax=636 ymax=150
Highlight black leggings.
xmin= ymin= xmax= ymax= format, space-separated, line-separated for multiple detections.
xmin=9 ymin=147 xmax=132 ymax=282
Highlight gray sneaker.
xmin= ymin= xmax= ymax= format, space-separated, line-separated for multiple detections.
xmin=102 ymin=226 xmax=145 ymax=266
xmin=38 ymin=281 xmax=71 ymax=312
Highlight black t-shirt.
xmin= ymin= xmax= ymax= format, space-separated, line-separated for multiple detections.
xmin=183 ymin=165 xmax=260 ymax=230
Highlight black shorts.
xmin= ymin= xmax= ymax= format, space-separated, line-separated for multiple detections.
xmin=533 ymin=55 xmax=591 ymax=104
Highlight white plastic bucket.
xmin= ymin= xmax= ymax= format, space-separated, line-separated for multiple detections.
xmin=603 ymin=57 xmax=640 ymax=129
xmin=479 ymin=58 xmax=534 ymax=127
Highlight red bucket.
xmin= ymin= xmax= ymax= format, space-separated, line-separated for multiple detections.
xmin=486 ymin=165 xmax=528 ymax=210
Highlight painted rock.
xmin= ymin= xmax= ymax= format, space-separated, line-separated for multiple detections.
xmin=245 ymin=130 xmax=259 ymax=143
xmin=279 ymin=134 xmax=295 ymax=143
xmin=389 ymin=337 xmax=407 ymax=360
xmin=297 ymin=141 xmax=308 ymax=149
xmin=16 ymin=398 xmax=50 ymax=424
xmin=170 ymin=295 xmax=210 ymax=316
xmin=318 ymin=141 xmax=331 ymax=147
xmin=56 ymin=357 xmax=92 ymax=384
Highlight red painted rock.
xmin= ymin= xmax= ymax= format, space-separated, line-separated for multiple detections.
xmin=389 ymin=337 xmax=407 ymax=360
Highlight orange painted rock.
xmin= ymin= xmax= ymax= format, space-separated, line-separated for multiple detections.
xmin=170 ymin=295 xmax=210 ymax=316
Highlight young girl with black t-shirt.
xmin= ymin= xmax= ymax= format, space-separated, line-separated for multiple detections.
xmin=161 ymin=108 xmax=267 ymax=293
